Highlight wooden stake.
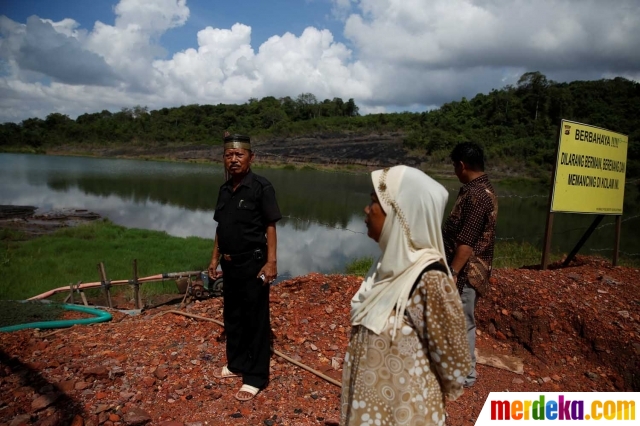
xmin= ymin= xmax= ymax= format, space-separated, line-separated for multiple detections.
xmin=64 ymin=283 xmax=73 ymax=304
xmin=98 ymin=262 xmax=113 ymax=308
xmin=613 ymin=215 xmax=622 ymax=266
xmin=541 ymin=123 xmax=561 ymax=270
xmin=541 ymin=212 xmax=554 ymax=270
xmin=562 ymin=215 xmax=604 ymax=267
xmin=133 ymin=259 xmax=142 ymax=309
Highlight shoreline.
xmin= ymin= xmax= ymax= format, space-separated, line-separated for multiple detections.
xmin=2 ymin=144 xmax=545 ymax=184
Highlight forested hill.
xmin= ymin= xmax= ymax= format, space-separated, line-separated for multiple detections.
xmin=1 ymin=72 xmax=638 ymax=178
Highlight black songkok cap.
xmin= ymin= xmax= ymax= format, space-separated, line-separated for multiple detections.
xmin=223 ymin=134 xmax=251 ymax=150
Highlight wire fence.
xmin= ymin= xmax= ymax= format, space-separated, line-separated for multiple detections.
xmin=254 ymin=149 xmax=640 ymax=186
xmin=259 ymin=151 xmax=640 ymax=264
xmin=279 ymin=211 xmax=640 ymax=263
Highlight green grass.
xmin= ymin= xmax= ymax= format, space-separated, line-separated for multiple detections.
xmin=343 ymin=241 xmax=639 ymax=276
xmin=0 ymin=219 xmax=213 ymax=301
xmin=3 ymin=221 xmax=636 ymax=302
xmin=493 ymin=241 xmax=552 ymax=269
xmin=0 ymin=300 xmax=66 ymax=328
xmin=344 ymin=256 xmax=374 ymax=276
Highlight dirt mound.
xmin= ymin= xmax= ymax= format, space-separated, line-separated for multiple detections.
xmin=0 ymin=260 xmax=637 ymax=425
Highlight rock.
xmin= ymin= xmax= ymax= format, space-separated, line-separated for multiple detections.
xmin=618 ymin=310 xmax=630 ymax=319
xmin=9 ymin=414 xmax=31 ymax=426
xmin=36 ymin=412 xmax=62 ymax=426
xmin=57 ymin=380 xmax=76 ymax=392
xmin=511 ymin=311 xmax=524 ymax=321
xmin=310 ymin=344 xmax=318 ymax=351
xmin=31 ymin=394 xmax=59 ymax=411
xmin=511 ymin=378 xmax=524 ymax=384
xmin=324 ymin=419 xmax=340 ymax=426
xmin=108 ymin=414 xmax=120 ymax=422
xmin=158 ymin=422 xmax=184 ymax=426
xmin=123 ymin=407 xmax=152 ymax=425
xmin=84 ymin=366 xmax=109 ymax=378
xmin=74 ymin=382 xmax=91 ymax=390
xmin=593 ymin=338 xmax=607 ymax=352
xmin=542 ymin=377 xmax=552 ymax=383
xmin=495 ymin=331 xmax=507 ymax=340
xmin=70 ymin=415 xmax=84 ymax=426
xmin=154 ymin=366 xmax=168 ymax=380
xmin=552 ymin=375 xmax=562 ymax=382
xmin=38 ymin=384 xmax=54 ymax=394
xmin=142 ymin=377 xmax=156 ymax=387
xmin=488 ymin=323 xmax=496 ymax=335
xmin=230 ymin=412 xmax=243 ymax=418
xmin=264 ymin=420 xmax=275 ymax=426
xmin=27 ymin=361 xmax=46 ymax=370
xmin=119 ymin=392 xmax=136 ymax=401
xmin=567 ymin=273 xmax=582 ymax=282
xmin=585 ymin=372 xmax=599 ymax=381
xmin=109 ymin=366 xmax=125 ymax=378
xmin=601 ymin=275 xmax=620 ymax=285
xmin=94 ymin=404 xmax=111 ymax=414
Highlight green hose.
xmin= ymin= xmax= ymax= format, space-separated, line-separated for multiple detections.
xmin=0 ymin=303 xmax=112 ymax=332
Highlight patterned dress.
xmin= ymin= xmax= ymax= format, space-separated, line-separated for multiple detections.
xmin=340 ymin=270 xmax=471 ymax=426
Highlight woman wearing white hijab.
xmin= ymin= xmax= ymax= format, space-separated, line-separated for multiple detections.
xmin=341 ymin=166 xmax=471 ymax=426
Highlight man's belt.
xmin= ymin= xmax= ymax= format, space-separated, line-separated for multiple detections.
xmin=221 ymin=248 xmax=265 ymax=263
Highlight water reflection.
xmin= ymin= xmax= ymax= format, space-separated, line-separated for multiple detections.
xmin=1 ymin=153 xmax=638 ymax=277
xmin=0 ymin=154 xmax=380 ymax=278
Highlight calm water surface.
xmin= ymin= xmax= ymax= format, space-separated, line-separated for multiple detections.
xmin=1 ymin=154 xmax=638 ymax=279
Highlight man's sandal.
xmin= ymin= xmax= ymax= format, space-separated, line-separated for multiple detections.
xmin=213 ymin=365 xmax=240 ymax=379
xmin=235 ymin=384 xmax=260 ymax=401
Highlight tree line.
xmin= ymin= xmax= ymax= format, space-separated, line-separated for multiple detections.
xmin=0 ymin=72 xmax=638 ymax=178
xmin=0 ymin=94 xmax=359 ymax=147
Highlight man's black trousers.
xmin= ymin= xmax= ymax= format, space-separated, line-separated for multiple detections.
xmin=221 ymin=254 xmax=271 ymax=389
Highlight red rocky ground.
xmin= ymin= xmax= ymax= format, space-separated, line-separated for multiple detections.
xmin=1 ymin=256 xmax=638 ymax=426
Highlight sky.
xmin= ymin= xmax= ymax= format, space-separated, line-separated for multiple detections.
xmin=0 ymin=0 xmax=639 ymax=123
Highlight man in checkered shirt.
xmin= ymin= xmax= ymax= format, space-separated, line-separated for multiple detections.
xmin=442 ymin=142 xmax=498 ymax=388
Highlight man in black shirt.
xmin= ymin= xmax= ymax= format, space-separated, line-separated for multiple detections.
xmin=208 ymin=133 xmax=282 ymax=401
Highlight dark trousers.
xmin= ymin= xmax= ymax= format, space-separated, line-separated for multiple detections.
xmin=221 ymin=255 xmax=271 ymax=389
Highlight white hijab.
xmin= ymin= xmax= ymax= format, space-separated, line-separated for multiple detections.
xmin=350 ymin=165 xmax=451 ymax=337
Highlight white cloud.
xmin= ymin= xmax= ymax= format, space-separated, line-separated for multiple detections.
xmin=0 ymin=0 xmax=639 ymax=123
xmin=0 ymin=16 xmax=117 ymax=87
xmin=114 ymin=0 xmax=189 ymax=33
xmin=338 ymin=0 xmax=640 ymax=104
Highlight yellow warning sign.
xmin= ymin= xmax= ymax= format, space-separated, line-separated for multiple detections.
xmin=551 ymin=120 xmax=628 ymax=214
